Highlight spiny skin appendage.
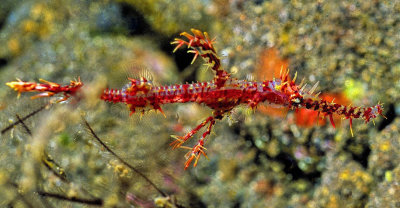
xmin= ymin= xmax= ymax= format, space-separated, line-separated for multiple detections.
xmin=171 ymin=28 xmax=229 ymax=88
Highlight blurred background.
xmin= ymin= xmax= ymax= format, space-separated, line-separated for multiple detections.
xmin=0 ymin=0 xmax=399 ymax=207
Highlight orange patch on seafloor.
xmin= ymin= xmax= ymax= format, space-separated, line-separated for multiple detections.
xmin=255 ymin=47 xmax=289 ymax=80
xmin=255 ymin=48 xmax=289 ymax=118
xmin=294 ymin=108 xmax=325 ymax=127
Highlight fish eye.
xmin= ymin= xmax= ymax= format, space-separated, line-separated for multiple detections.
xmin=292 ymin=98 xmax=301 ymax=103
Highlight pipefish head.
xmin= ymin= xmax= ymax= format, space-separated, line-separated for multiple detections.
xmin=259 ymin=79 xmax=290 ymax=106
xmin=270 ymin=78 xmax=304 ymax=106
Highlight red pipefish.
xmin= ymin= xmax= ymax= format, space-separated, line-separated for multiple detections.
xmin=101 ymin=29 xmax=384 ymax=169
xmin=6 ymin=29 xmax=385 ymax=170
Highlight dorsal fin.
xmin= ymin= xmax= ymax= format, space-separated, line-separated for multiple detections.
xmin=109 ymin=60 xmax=160 ymax=89
xmin=122 ymin=61 xmax=159 ymax=86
